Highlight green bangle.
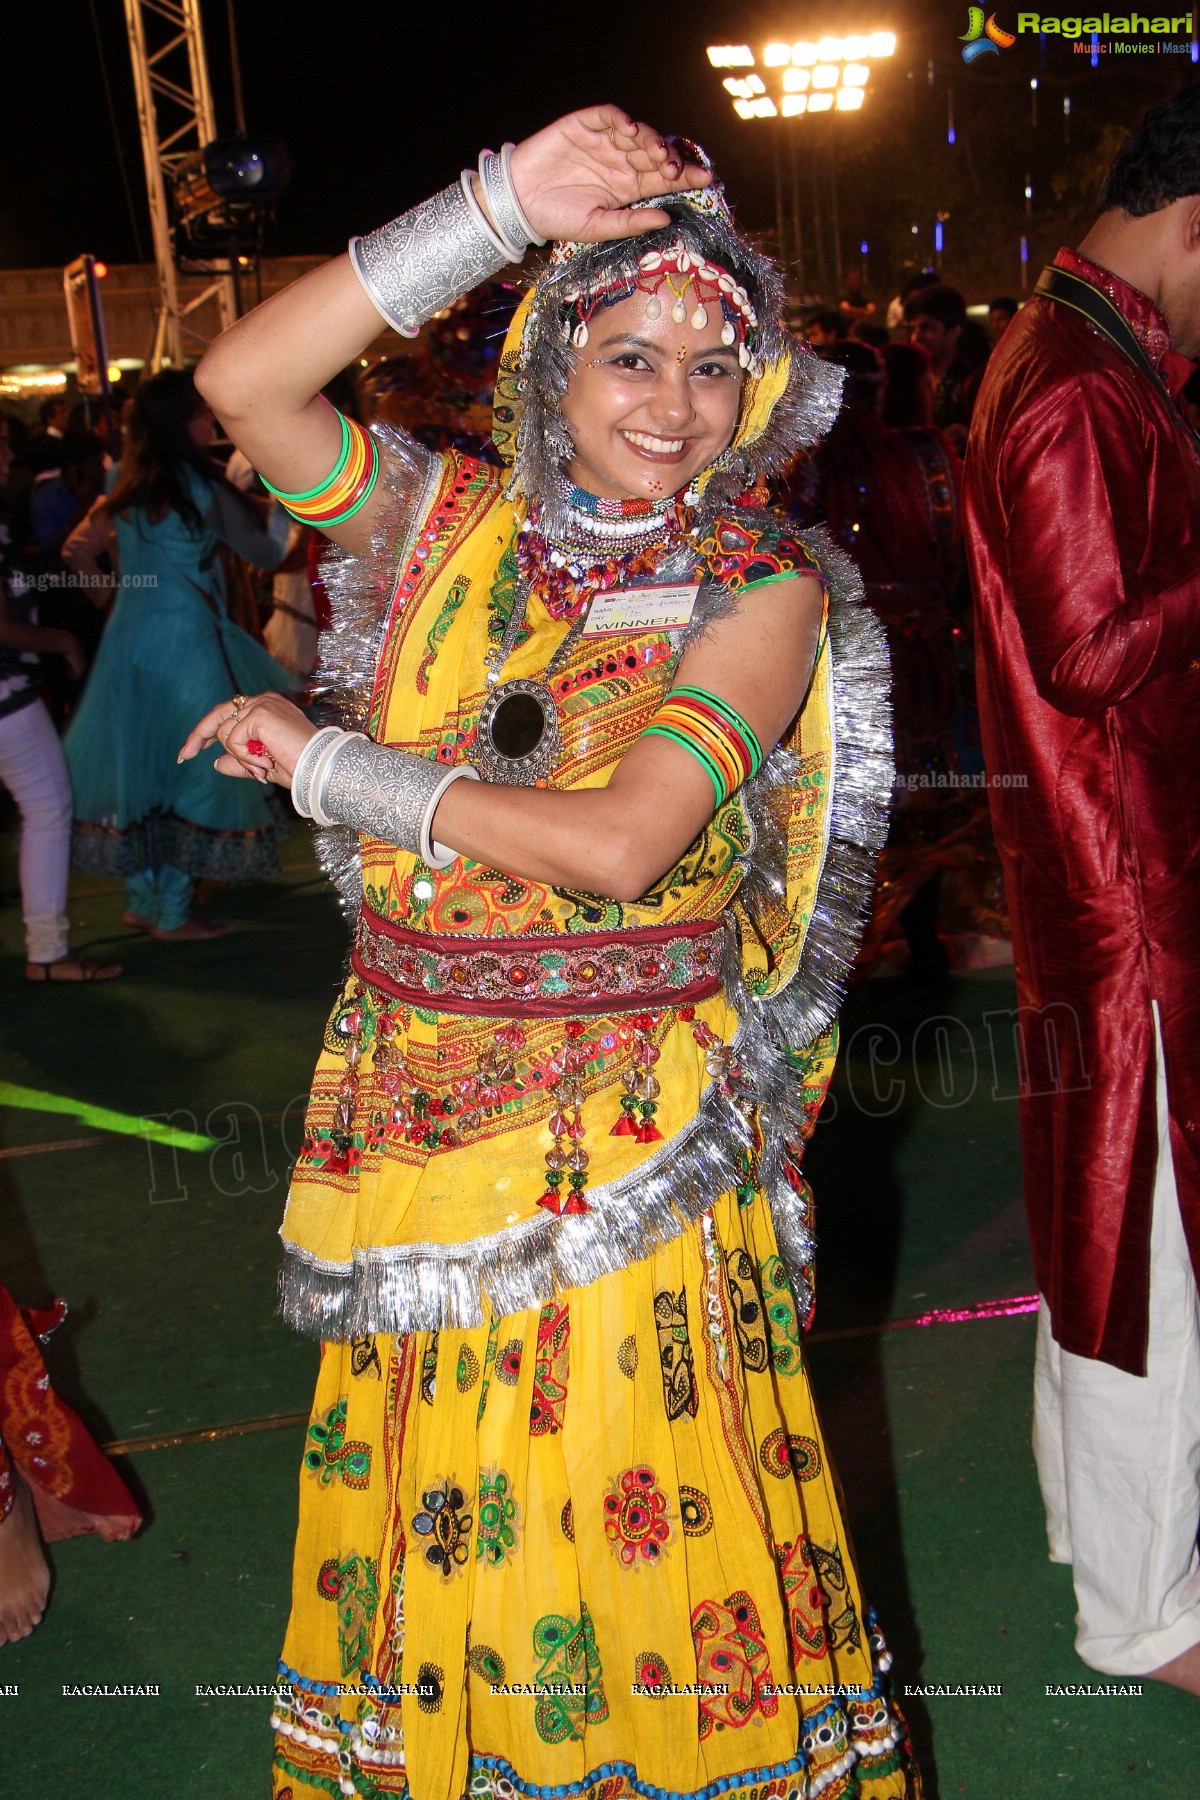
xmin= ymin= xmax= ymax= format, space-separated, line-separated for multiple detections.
xmin=670 ymin=686 xmax=764 ymax=774
xmin=643 ymin=722 xmax=726 ymax=804
xmin=260 ymin=410 xmax=352 ymax=504
xmin=305 ymin=435 xmax=380 ymax=526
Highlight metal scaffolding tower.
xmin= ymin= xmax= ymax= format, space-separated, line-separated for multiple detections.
xmin=124 ymin=0 xmax=238 ymax=368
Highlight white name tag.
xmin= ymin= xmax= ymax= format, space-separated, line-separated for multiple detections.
xmin=581 ymin=584 xmax=700 ymax=635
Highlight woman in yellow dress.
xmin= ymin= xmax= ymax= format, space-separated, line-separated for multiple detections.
xmin=181 ymin=106 xmax=916 ymax=1800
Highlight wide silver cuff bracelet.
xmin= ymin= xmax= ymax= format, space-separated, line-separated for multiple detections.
xmin=349 ymin=179 xmax=511 ymax=340
xmin=317 ymin=734 xmax=480 ymax=868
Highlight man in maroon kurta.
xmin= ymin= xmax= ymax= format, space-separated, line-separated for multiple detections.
xmin=965 ymin=87 xmax=1200 ymax=1691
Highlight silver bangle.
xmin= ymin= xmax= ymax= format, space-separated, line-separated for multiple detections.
xmin=500 ymin=143 xmax=546 ymax=247
xmin=462 ymin=167 xmax=522 ymax=264
xmin=291 ymin=726 xmax=347 ymax=819
xmin=348 ymin=180 xmax=509 ymax=340
xmin=420 ymin=764 xmax=480 ymax=868
xmin=309 ymin=730 xmax=365 ymax=829
xmin=477 ymin=146 xmax=542 ymax=260
xmin=318 ymin=735 xmax=480 ymax=864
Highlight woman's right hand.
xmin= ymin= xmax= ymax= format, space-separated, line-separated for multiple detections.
xmin=507 ymin=107 xmax=710 ymax=245
xmin=177 ymin=691 xmax=317 ymax=786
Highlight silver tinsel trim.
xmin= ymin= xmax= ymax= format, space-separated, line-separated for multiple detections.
xmin=280 ymin=1088 xmax=754 ymax=1337
xmin=309 ymin=428 xmax=442 ymax=915
xmin=280 ymin=535 xmax=892 ymax=1338
xmin=732 ymin=528 xmax=894 ymax=1267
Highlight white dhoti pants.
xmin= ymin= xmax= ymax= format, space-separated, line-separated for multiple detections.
xmin=0 ymin=694 xmax=72 ymax=964
xmin=1033 ymin=1003 xmax=1200 ymax=1675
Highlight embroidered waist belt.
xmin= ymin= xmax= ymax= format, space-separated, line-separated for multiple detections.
xmin=352 ymin=904 xmax=725 ymax=1017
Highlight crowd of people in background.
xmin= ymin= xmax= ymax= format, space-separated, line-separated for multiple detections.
xmin=0 ymin=265 xmax=1015 ymax=992
xmin=790 ymin=269 xmax=1018 ymax=976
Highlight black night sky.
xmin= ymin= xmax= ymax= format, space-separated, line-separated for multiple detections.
xmin=4 ymin=1 xmax=1196 ymax=292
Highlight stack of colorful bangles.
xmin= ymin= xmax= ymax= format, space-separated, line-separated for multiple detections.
xmin=261 ymin=409 xmax=380 ymax=528
xmin=645 ymin=685 xmax=764 ymax=805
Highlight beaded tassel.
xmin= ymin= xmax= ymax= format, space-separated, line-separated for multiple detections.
xmin=335 ymin=1005 xmax=364 ymax=1135
xmin=539 ymin=1023 xmax=590 ymax=1214
xmin=375 ymin=1009 xmax=424 ymax=1143
xmin=701 ymin=1213 xmax=729 ymax=1377
xmin=611 ymin=1012 xmax=663 ymax=1142
xmin=679 ymin=1005 xmax=740 ymax=1096
xmin=374 ymin=1008 xmax=491 ymax=1153
xmin=450 ymin=1024 xmax=525 ymax=1138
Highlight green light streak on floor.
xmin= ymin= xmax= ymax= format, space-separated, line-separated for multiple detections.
xmin=0 ymin=1081 xmax=218 ymax=1151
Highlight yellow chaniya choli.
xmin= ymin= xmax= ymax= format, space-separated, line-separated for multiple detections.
xmin=269 ymin=408 xmax=915 ymax=1800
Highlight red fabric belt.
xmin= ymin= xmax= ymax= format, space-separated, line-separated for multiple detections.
xmin=352 ymin=905 xmax=725 ymax=1018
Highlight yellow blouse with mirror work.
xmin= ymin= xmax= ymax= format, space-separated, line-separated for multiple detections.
xmin=280 ymin=449 xmax=837 ymax=1338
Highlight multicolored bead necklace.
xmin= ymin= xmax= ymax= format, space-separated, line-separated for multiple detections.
xmin=474 ymin=480 xmax=699 ymax=785
xmin=513 ymin=481 xmax=699 ymax=622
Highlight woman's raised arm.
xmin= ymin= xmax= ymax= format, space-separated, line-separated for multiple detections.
xmin=193 ymin=109 xmax=707 ymax=553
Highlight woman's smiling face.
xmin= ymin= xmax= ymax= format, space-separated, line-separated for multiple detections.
xmin=560 ymin=287 xmax=744 ymax=501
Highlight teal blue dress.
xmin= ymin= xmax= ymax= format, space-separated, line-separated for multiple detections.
xmin=66 ymin=470 xmax=298 ymax=928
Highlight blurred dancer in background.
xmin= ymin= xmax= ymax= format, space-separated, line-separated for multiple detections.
xmin=64 ymin=370 xmax=297 ymax=940
xmin=0 ymin=1288 xmax=141 ymax=1643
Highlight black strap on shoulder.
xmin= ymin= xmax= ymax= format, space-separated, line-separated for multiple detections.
xmin=1035 ymin=263 xmax=1200 ymax=453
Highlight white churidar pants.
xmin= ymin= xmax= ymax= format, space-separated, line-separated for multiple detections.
xmin=0 ymin=695 xmax=71 ymax=963
xmin=1033 ymin=1002 xmax=1200 ymax=1675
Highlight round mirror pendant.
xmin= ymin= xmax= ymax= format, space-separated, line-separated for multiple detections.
xmin=472 ymin=679 xmax=562 ymax=785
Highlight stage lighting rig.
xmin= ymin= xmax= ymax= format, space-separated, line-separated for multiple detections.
xmin=172 ymin=136 xmax=291 ymax=254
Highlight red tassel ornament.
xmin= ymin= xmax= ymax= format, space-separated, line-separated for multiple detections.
xmin=539 ymin=1033 xmax=591 ymax=1213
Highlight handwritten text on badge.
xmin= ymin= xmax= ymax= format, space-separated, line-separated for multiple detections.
xmin=580 ymin=585 xmax=700 ymax=635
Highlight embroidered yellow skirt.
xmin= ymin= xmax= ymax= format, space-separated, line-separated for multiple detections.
xmin=271 ymin=1185 xmax=919 ymax=1800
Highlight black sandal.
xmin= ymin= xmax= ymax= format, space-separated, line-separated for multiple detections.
xmin=25 ymin=956 xmax=124 ymax=984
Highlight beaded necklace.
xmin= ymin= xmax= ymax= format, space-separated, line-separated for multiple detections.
xmin=515 ymin=480 xmax=699 ymax=621
xmin=471 ymin=480 xmax=700 ymax=786
xmin=561 ymin=481 xmax=665 ymax=523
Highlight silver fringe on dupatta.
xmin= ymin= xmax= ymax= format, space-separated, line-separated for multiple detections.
xmin=282 ymin=432 xmax=892 ymax=1339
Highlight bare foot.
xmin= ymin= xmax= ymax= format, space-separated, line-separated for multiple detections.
xmin=0 ymin=1477 xmax=50 ymax=1644
xmin=150 ymin=918 xmax=233 ymax=941
xmin=1150 ymin=1641 xmax=1200 ymax=1695
xmin=120 ymin=912 xmax=153 ymax=931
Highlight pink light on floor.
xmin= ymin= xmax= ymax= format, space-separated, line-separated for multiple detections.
xmin=902 ymin=1294 xmax=1039 ymax=1329
xmin=808 ymin=1294 xmax=1039 ymax=1344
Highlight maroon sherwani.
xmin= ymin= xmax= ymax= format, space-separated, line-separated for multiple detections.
xmin=964 ymin=247 xmax=1200 ymax=1376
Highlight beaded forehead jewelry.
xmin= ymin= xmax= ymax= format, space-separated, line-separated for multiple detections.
xmin=491 ymin=140 xmax=848 ymax=509
xmin=560 ymin=241 xmax=760 ymax=370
